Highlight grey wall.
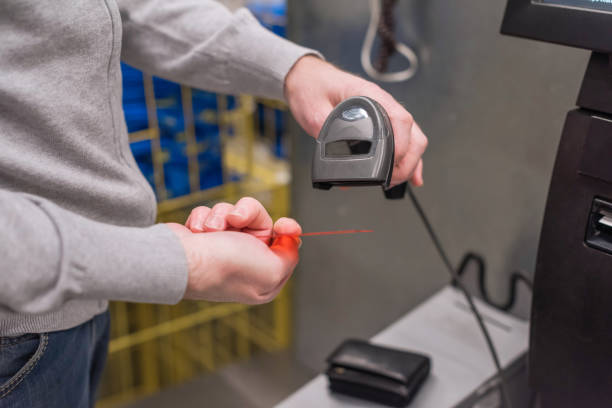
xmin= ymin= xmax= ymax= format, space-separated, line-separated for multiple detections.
xmin=288 ymin=0 xmax=588 ymax=371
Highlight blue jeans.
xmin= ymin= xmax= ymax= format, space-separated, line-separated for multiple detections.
xmin=0 ymin=311 xmax=110 ymax=408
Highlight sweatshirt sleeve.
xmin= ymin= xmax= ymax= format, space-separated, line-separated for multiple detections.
xmin=117 ymin=0 xmax=322 ymax=101
xmin=0 ymin=189 xmax=188 ymax=314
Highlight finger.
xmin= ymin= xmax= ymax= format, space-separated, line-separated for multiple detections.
xmin=270 ymin=235 xmax=300 ymax=268
xmin=274 ymin=217 xmax=303 ymax=248
xmin=392 ymin=153 xmax=419 ymax=187
xmin=367 ymin=88 xmax=420 ymax=183
xmin=410 ymin=159 xmax=424 ymax=187
xmin=251 ymin=234 xmax=301 ymax=303
xmin=186 ymin=206 xmax=211 ymax=232
xmin=369 ymin=87 xmax=413 ymax=163
xmin=273 ymin=217 xmax=302 ymax=236
xmin=203 ymin=202 xmax=234 ymax=232
xmin=391 ymin=123 xmax=428 ymax=186
xmin=227 ymin=197 xmax=273 ymax=234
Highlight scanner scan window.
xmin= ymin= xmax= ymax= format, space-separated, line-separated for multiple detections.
xmin=537 ymin=0 xmax=612 ymax=13
xmin=325 ymin=140 xmax=372 ymax=157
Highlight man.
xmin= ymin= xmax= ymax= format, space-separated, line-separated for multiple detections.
xmin=0 ymin=1 xmax=427 ymax=407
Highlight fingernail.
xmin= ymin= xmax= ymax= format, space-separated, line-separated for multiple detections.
xmin=230 ymin=208 xmax=246 ymax=219
xmin=298 ymin=238 xmax=303 ymax=249
xmin=205 ymin=215 xmax=224 ymax=230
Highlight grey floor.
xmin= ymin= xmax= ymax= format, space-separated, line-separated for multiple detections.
xmin=123 ymin=351 xmax=315 ymax=408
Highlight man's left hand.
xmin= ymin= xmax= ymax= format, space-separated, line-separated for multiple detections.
xmin=284 ymin=56 xmax=427 ymax=187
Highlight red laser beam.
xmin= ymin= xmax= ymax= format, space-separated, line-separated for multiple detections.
xmin=259 ymin=229 xmax=373 ymax=240
xmin=298 ymin=229 xmax=373 ymax=237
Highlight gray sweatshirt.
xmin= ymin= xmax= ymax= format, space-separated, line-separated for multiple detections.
xmin=0 ymin=0 xmax=317 ymax=336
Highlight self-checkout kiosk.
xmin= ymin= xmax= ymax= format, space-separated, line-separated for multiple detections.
xmin=502 ymin=1 xmax=612 ymax=406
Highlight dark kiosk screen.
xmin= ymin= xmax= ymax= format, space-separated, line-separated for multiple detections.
xmin=538 ymin=0 xmax=612 ymax=12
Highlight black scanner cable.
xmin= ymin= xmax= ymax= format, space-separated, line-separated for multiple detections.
xmin=406 ymin=186 xmax=513 ymax=408
xmin=456 ymin=252 xmax=533 ymax=312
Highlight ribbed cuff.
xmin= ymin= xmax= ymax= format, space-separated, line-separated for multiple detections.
xmin=0 ymin=300 xmax=108 ymax=336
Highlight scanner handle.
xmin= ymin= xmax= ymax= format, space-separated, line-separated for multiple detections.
xmin=383 ymin=182 xmax=407 ymax=199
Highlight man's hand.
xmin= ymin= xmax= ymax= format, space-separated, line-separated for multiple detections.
xmin=167 ymin=197 xmax=302 ymax=304
xmin=184 ymin=196 xmax=278 ymax=240
xmin=284 ymin=55 xmax=427 ymax=187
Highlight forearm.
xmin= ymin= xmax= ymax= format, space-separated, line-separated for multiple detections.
xmin=119 ymin=0 xmax=321 ymax=101
xmin=0 ymin=190 xmax=188 ymax=314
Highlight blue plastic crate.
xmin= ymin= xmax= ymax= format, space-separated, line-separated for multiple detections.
xmin=129 ymin=139 xmax=155 ymax=188
xmin=121 ymin=57 xmax=271 ymax=199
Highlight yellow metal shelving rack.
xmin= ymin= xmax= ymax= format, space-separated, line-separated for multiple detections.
xmin=97 ymin=74 xmax=292 ymax=407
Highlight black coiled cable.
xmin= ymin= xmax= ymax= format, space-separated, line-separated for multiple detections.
xmin=455 ymin=252 xmax=533 ymax=312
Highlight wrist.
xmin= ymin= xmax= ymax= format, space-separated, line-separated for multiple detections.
xmin=166 ymin=223 xmax=209 ymax=300
xmin=284 ymin=54 xmax=326 ymax=101
xmin=183 ymin=235 xmax=221 ymax=301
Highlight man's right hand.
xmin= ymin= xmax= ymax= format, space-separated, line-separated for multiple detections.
xmin=166 ymin=197 xmax=301 ymax=304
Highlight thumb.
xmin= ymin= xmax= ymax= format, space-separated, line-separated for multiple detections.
xmin=269 ymin=235 xmax=300 ymax=267
xmin=312 ymin=101 xmax=335 ymax=138
xmin=291 ymin=97 xmax=334 ymax=139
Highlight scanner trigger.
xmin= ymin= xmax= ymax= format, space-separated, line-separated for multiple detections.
xmin=383 ymin=182 xmax=407 ymax=199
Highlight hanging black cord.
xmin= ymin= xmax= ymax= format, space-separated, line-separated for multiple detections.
xmin=456 ymin=252 xmax=533 ymax=312
xmin=375 ymin=0 xmax=399 ymax=72
xmin=406 ymin=186 xmax=513 ymax=408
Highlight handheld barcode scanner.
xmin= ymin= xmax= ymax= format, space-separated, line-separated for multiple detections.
xmin=312 ymin=96 xmax=511 ymax=406
xmin=312 ymin=96 xmax=407 ymax=199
